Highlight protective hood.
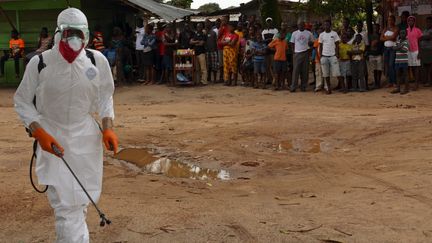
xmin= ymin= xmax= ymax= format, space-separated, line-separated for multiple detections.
xmin=57 ymin=8 xmax=89 ymax=45
xmin=56 ymin=8 xmax=89 ymax=63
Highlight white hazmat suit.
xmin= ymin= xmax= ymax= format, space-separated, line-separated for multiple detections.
xmin=14 ymin=8 xmax=116 ymax=243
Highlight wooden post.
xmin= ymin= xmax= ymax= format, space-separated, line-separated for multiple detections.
xmin=365 ymin=0 xmax=373 ymax=34
xmin=0 ymin=5 xmax=17 ymax=31
xmin=15 ymin=10 xmax=19 ymax=32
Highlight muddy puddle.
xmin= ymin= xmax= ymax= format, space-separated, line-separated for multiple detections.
xmin=279 ymin=139 xmax=332 ymax=153
xmin=113 ymin=148 xmax=230 ymax=180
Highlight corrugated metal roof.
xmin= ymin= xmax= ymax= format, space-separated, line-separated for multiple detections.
xmin=126 ymin=0 xmax=198 ymax=22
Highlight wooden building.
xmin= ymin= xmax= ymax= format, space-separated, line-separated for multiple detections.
xmin=0 ymin=0 xmax=139 ymax=50
xmin=0 ymin=0 xmax=196 ymax=50
xmin=0 ymin=0 xmax=196 ymax=85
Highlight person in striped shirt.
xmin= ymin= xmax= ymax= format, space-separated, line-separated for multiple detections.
xmin=391 ymin=30 xmax=410 ymax=95
xmin=91 ymin=25 xmax=105 ymax=52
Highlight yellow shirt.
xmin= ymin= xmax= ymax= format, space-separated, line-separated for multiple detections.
xmin=338 ymin=42 xmax=352 ymax=61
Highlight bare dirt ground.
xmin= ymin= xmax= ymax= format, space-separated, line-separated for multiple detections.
xmin=1 ymin=84 xmax=432 ymax=243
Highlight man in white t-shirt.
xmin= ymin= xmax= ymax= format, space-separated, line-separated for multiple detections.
xmin=262 ymin=17 xmax=279 ymax=83
xmin=135 ymin=18 xmax=145 ymax=81
xmin=290 ymin=21 xmax=314 ymax=92
xmin=262 ymin=17 xmax=279 ymax=41
xmin=319 ymin=19 xmax=344 ymax=94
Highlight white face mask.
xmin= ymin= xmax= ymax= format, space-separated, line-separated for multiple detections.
xmin=67 ymin=36 xmax=84 ymax=51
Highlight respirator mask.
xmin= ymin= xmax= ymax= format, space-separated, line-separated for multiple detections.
xmin=57 ymin=24 xmax=89 ymax=63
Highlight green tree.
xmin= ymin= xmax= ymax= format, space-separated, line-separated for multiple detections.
xmin=166 ymin=0 xmax=193 ymax=9
xmin=294 ymin=0 xmax=375 ymax=29
xmin=260 ymin=0 xmax=282 ymax=27
xmin=300 ymin=0 xmax=366 ymax=16
xmin=198 ymin=3 xmax=221 ymax=13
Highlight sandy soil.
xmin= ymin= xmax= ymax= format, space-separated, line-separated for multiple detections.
xmin=1 ymin=84 xmax=432 ymax=243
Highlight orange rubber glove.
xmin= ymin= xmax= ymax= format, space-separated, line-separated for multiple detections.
xmin=102 ymin=129 xmax=118 ymax=154
xmin=32 ymin=127 xmax=64 ymax=157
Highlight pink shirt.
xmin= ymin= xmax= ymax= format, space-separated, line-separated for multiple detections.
xmin=406 ymin=26 xmax=422 ymax=52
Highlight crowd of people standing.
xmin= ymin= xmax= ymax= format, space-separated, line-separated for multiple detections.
xmin=2 ymin=12 xmax=431 ymax=94
xmin=108 ymin=13 xmax=432 ymax=95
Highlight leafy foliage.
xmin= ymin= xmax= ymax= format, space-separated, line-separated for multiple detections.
xmin=300 ymin=0 xmax=366 ymax=16
xmin=166 ymin=0 xmax=193 ymax=9
xmin=297 ymin=0 xmax=368 ymax=26
xmin=198 ymin=3 xmax=221 ymax=13
xmin=260 ymin=0 xmax=282 ymax=27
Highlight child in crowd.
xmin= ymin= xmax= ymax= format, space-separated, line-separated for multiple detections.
xmin=313 ymin=28 xmax=324 ymax=92
xmin=420 ymin=17 xmax=432 ymax=86
xmin=284 ymin=24 xmax=293 ymax=89
xmin=367 ymin=23 xmax=384 ymax=89
xmin=251 ymin=32 xmax=267 ymax=89
xmin=241 ymin=26 xmax=255 ymax=87
xmin=239 ymin=32 xmax=248 ymax=85
xmin=268 ymin=30 xmax=289 ymax=90
xmin=242 ymin=48 xmax=254 ymax=87
xmin=349 ymin=34 xmax=366 ymax=92
xmin=311 ymin=23 xmax=320 ymax=88
xmin=391 ymin=30 xmax=410 ymax=95
xmin=235 ymin=22 xmax=246 ymax=85
xmin=338 ymin=33 xmax=352 ymax=93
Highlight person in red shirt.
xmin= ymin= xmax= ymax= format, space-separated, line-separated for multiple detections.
xmin=163 ymin=24 xmax=177 ymax=86
xmin=155 ymin=22 xmax=166 ymax=84
xmin=1 ymin=29 xmax=25 ymax=78
xmin=220 ymin=23 xmax=239 ymax=86
xmin=217 ymin=15 xmax=229 ymax=82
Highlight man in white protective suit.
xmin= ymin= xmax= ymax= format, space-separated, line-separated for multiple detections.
xmin=14 ymin=8 xmax=118 ymax=242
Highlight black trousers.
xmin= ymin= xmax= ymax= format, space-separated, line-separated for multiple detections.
xmin=1 ymin=53 xmax=22 ymax=75
xmin=351 ymin=60 xmax=366 ymax=91
xmin=136 ymin=51 xmax=145 ymax=80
